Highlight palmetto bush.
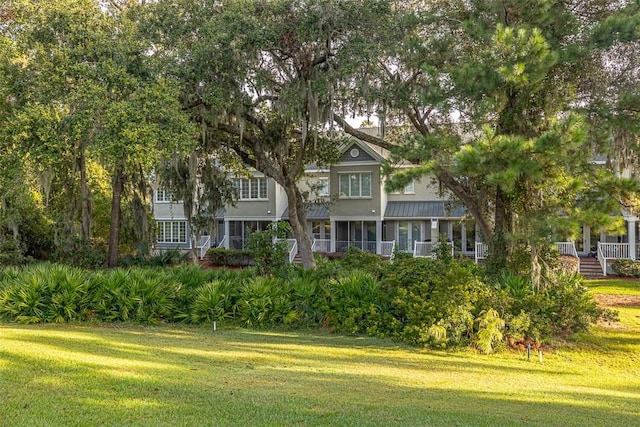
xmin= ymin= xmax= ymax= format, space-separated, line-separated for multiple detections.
xmin=325 ymin=270 xmax=381 ymax=334
xmin=0 ymin=264 xmax=93 ymax=323
xmin=289 ymin=269 xmax=328 ymax=325
xmin=91 ymin=268 xmax=177 ymax=324
xmin=234 ymin=276 xmax=295 ymax=327
xmin=190 ymin=279 xmax=238 ymax=324
xmin=164 ymin=264 xmax=220 ymax=322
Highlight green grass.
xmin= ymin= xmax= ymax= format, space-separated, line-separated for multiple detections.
xmin=1 ymin=277 xmax=638 ymax=426
xmin=584 ymin=278 xmax=640 ymax=295
xmin=1 ymin=318 xmax=639 ymax=427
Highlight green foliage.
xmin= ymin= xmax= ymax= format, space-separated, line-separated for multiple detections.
xmin=206 ymin=248 xmax=254 ymax=267
xmin=91 ymin=268 xmax=177 ymax=324
xmin=52 ymin=238 xmax=107 ymax=269
xmin=190 ymin=279 xmax=237 ymax=324
xmin=234 ymin=276 xmax=295 ymax=327
xmin=474 ymin=309 xmax=506 ymax=354
xmin=325 ymin=270 xmax=381 ymax=335
xmin=377 ymin=255 xmax=484 ymax=347
xmin=338 ymin=246 xmax=385 ymax=279
xmin=0 ymin=264 xmax=93 ymax=323
xmin=289 ymin=269 xmax=328 ymax=326
xmin=612 ymin=259 xmax=640 ymax=277
xmin=0 ymin=238 xmax=26 ymax=266
xmin=119 ymin=249 xmax=189 ymax=267
xmin=246 ymin=222 xmax=292 ymax=276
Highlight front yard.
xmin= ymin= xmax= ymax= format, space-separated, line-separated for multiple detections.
xmin=1 ymin=278 xmax=638 ymax=426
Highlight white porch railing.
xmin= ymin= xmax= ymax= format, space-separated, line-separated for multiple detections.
xmin=336 ymin=241 xmax=377 ymax=253
xmin=380 ymin=240 xmax=395 ymax=257
xmin=311 ymin=238 xmax=331 ymax=253
xmin=475 ymin=242 xmax=489 ymax=263
xmin=555 ymin=241 xmax=579 ymax=273
xmin=216 ymin=235 xmax=227 ymax=249
xmin=597 ymin=242 xmax=630 ymax=277
xmin=555 ymin=241 xmax=578 ymax=258
xmin=276 ymin=238 xmax=298 ymax=263
xmin=599 ymin=242 xmax=629 ymax=259
xmin=414 ymin=241 xmax=454 ymax=258
xmin=197 ymin=235 xmax=211 ymax=259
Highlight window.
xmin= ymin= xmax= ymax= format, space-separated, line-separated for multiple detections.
xmin=318 ymin=178 xmax=329 ymax=196
xmin=155 ymin=188 xmax=176 ymax=203
xmin=389 ymin=179 xmax=415 ymax=195
xmin=339 ymin=173 xmax=371 ymax=198
xmin=234 ymin=177 xmax=268 ymax=200
xmin=157 ymin=221 xmax=187 ymax=243
xmin=403 ymin=180 xmax=415 ymax=194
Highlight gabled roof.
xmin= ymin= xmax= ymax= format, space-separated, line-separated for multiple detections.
xmin=384 ymin=201 xmax=466 ymax=219
xmin=338 ymin=136 xmax=387 ymax=163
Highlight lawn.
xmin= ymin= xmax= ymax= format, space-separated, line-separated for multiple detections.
xmin=1 ymin=281 xmax=639 ymax=427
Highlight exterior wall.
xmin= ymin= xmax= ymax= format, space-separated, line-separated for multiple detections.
xmin=385 ymin=175 xmax=443 ymax=202
xmin=329 ymin=163 xmax=382 ymax=219
xmin=224 ymin=175 xmax=279 ymax=220
xmin=153 ymin=200 xmax=187 ymax=220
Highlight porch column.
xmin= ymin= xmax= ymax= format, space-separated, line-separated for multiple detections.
xmin=330 ymin=220 xmax=336 ymax=253
xmin=461 ymin=223 xmax=467 ymax=254
xmin=224 ymin=220 xmax=230 ymax=249
xmin=376 ymin=219 xmax=382 ymax=255
xmin=628 ymin=217 xmax=638 ymax=260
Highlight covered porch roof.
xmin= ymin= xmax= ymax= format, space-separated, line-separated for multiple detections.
xmin=384 ymin=201 xmax=466 ymax=219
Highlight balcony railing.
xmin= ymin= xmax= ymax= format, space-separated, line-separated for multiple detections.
xmin=475 ymin=242 xmax=489 ymax=263
xmin=197 ymin=235 xmax=211 ymax=259
xmin=414 ymin=241 xmax=454 ymax=258
xmin=555 ymin=241 xmax=578 ymax=258
xmin=311 ymin=238 xmax=331 ymax=253
xmin=380 ymin=240 xmax=395 ymax=257
xmin=336 ymin=240 xmax=377 ymax=253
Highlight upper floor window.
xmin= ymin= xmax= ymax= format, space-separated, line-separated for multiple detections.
xmin=339 ymin=173 xmax=371 ymax=198
xmin=155 ymin=188 xmax=176 ymax=203
xmin=318 ymin=178 xmax=329 ymax=196
xmin=389 ymin=179 xmax=415 ymax=195
xmin=234 ymin=177 xmax=268 ymax=200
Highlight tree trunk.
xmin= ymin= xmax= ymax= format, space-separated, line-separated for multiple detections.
xmin=284 ymin=181 xmax=316 ymax=269
xmin=107 ymin=159 xmax=126 ymax=268
xmin=79 ymin=141 xmax=92 ymax=241
xmin=487 ymin=186 xmax=511 ymax=273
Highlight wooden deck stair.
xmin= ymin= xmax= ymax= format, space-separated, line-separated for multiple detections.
xmin=579 ymin=257 xmax=604 ymax=279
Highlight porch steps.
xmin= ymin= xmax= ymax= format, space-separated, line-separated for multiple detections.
xmin=579 ymin=257 xmax=604 ymax=279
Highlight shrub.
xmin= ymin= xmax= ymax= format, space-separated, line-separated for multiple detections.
xmin=190 ymin=279 xmax=237 ymax=323
xmin=234 ymin=276 xmax=294 ymax=327
xmin=53 ymin=238 xmax=106 ymax=269
xmin=0 ymin=264 xmax=93 ymax=323
xmin=206 ymin=248 xmax=254 ymax=267
xmin=377 ymin=255 xmax=488 ymax=348
xmin=338 ymin=246 xmax=386 ymax=278
xmin=325 ymin=270 xmax=381 ymax=334
xmin=611 ymin=259 xmax=640 ymax=277
xmin=91 ymin=268 xmax=177 ymax=324
xmin=246 ymin=222 xmax=292 ymax=276
xmin=289 ymin=270 xmax=328 ymax=325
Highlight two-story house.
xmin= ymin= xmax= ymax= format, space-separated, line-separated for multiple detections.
xmin=151 ymin=133 xmax=640 ymax=275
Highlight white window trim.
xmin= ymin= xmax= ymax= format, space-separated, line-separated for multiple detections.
xmin=338 ymin=172 xmax=372 ymax=199
xmin=156 ymin=220 xmax=188 ymax=244
xmin=155 ymin=189 xmax=177 ymax=203
xmin=318 ymin=177 xmax=329 ymax=196
xmin=235 ymin=177 xmax=268 ymax=201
